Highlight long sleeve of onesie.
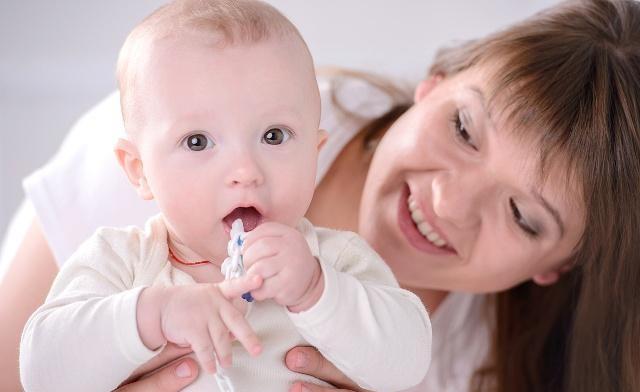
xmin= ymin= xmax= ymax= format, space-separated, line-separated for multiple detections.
xmin=288 ymin=230 xmax=432 ymax=392
xmin=20 ymin=219 xmax=431 ymax=392
xmin=20 ymin=228 xmax=163 ymax=392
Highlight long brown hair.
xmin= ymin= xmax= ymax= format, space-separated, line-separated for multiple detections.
xmin=432 ymin=1 xmax=640 ymax=391
xmin=336 ymin=0 xmax=640 ymax=390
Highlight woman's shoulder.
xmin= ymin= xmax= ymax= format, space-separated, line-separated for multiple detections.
xmin=316 ymin=71 xmax=412 ymax=184
xmin=23 ymin=91 xmax=159 ymax=265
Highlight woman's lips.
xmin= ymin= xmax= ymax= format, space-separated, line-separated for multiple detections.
xmin=397 ymin=184 xmax=457 ymax=255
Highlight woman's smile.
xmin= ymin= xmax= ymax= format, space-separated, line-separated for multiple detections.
xmin=397 ymin=183 xmax=458 ymax=256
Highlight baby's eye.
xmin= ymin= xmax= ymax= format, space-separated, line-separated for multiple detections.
xmin=183 ymin=133 xmax=214 ymax=151
xmin=262 ymin=127 xmax=291 ymax=145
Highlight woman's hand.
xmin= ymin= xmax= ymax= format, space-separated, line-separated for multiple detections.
xmin=285 ymin=346 xmax=369 ymax=392
xmin=115 ymin=344 xmax=198 ymax=391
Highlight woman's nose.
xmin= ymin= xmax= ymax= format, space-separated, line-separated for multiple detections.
xmin=431 ymin=170 xmax=483 ymax=228
xmin=224 ymin=153 xmax=265 ymax=188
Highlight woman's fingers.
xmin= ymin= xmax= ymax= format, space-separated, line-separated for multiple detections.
xmin=285 ymin=347 xmax=365 ymax=391
xmin=123 ymin=343 xmax=193 ymax=383
xmin=115 ymin=358 xmax=198 ymax=391
xmin=289 ymin=382 xmax=354 ymax=392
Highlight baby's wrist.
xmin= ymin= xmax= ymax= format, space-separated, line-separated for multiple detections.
xmin=136 ymin=286 xmax=168 ymax=350
xmin=287 ymin=260 xmax=324 ymax=313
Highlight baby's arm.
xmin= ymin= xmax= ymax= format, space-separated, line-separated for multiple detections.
xmin=20 ymin=228 xmax=264 ymax=392
xmin=19 ymin=232 xmax=160 ymax=392
xmin=288 ymin=232 xmax=432 ymax=392
xmin=242 ymin=223 xmax=430 ymax=391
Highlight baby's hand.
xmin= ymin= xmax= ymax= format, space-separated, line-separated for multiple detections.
xmin=242 ymin=222 xmax=324 ymax=313
xmin=138 ymin=276 xmax=263 ymax=375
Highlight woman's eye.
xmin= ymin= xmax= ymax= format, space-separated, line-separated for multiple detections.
xmin=262 ymin=127 xmax=291 ymax=145
xmin=183 ymin=133 xmax=214 ymax=151
xmin=452 ymin=111 xmax=477 ymax=151
xmin=509 ymin=198 xmax=538 ymax=237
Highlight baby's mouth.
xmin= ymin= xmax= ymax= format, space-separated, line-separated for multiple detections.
xmin=223 ymin=207 xmax=263 ymax=232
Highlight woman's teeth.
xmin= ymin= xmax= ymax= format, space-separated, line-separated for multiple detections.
xmin=407 ymin=195 xmax=448 ymax=247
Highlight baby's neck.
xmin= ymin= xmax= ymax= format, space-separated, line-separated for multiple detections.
xmin=170 ymin=259 xmax=226 ymax=284
xmin=166 ymin=237 xmax=227 ymax=284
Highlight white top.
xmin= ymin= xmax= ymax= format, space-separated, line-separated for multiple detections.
xmin=20 ymin=215 xmax=431 ymax=392
xmin=16 ymin=75 xmax=490 ymax=391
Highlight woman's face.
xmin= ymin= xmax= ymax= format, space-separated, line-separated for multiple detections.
xmin=360 ymin=66 xmax=585 ymax=293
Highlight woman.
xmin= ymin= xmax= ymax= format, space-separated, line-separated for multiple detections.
xmin=3 ymin=0 xmax=639 ymax=391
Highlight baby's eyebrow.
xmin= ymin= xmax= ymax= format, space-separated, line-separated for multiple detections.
xmin=531 ymin=188 xmax=565 ymax=237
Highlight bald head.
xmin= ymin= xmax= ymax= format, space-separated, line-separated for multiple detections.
xmin=117 ymin=0 xmax=313 ymax=134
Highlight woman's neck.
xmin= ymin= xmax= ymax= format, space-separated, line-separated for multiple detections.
xmin=306 ymin=124 xmax=454 ymax=313
xmin=402 ymin=286 xmax=449 ymax=314
xmin=306 ymin=129 xmax=372 ymax=231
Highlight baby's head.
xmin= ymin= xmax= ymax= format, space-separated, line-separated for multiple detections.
xmin=115 ymin=0 xmax=324 ymax=262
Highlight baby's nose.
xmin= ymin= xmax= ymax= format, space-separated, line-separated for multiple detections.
xmin=224 ymin=155 xmax=265 ymax=187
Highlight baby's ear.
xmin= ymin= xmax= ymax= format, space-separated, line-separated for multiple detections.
xmin=114 ymin=138 xmax=153 ymax=200
xmin=317 ymin=129 xmax=328 ymax=151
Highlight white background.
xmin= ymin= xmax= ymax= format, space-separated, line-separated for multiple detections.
xmin=0 ymin=0 xmax=560 ymax=240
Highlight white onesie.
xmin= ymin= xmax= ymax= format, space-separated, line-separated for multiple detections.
xmin=20 ymin=215 xmax=431 ymax=392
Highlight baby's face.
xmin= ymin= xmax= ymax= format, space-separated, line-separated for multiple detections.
xmin=130 ymin=34 xmax=322 ymax=262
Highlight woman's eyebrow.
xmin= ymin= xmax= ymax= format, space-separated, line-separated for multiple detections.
xmin=532 ymin=189 xmax=565 ymax=237
xmin=467 ymin=86 xmax=501 ymax=137
xmin=468 ymin=86 xmax=492 ymax=121
xmin=467 ymin=85 xmax=565 ymax=236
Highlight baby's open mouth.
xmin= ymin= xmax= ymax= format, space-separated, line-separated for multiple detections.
xmin=223 ymin=207 xmax=263 ymax=232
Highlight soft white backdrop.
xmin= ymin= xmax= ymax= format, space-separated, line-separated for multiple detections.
xmin=0 ymin=0 xmax=560 ymax=242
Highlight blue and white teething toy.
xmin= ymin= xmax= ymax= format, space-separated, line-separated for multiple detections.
xmin=221 ymin=219 xmax=254 ymax=302
xmin=214 ymin=219 xmax=254 ymax=392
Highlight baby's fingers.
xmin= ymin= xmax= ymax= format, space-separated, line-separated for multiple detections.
xmin=220 ymin=304 xmax=262 ymax=357
xmin=191 ymin=334 xmax=218 ymax=374
xmin=208 ymin=319 xmax=232 ymax=368
xmin=217 ymin=274 xmax=262 ymax=300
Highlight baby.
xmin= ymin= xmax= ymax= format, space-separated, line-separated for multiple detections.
xmin=20 ymin=1 xmax=431 ymax=391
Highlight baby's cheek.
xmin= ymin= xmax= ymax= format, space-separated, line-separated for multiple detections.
xmin=273 ymin=184 xmax=315 ymax=226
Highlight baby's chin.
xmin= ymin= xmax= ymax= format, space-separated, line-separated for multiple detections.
xmin=165 ymin=225 xmax=227 ymax=261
